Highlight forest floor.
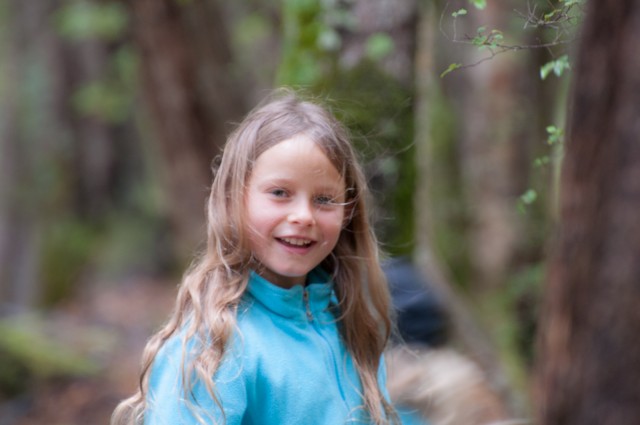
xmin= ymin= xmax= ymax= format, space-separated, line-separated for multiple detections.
xmin=1 ymin=276 xmax=176 ymax=425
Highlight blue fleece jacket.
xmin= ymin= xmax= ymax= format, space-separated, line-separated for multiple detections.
xmin=144 ymin=268 xmax=397 ymax=425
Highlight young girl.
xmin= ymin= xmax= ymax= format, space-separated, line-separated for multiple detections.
xmin=112 ymin=91 xmax=400 ymax=425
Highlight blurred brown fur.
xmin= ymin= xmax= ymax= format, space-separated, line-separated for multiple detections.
xmin=387 ymin=345 xmax=518 ymax=425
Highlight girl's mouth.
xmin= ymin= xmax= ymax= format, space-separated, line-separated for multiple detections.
xmin=277 ymin=237 xmax=314 ymax=248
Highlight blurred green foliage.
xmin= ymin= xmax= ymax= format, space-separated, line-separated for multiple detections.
xmin=540 ymin=55 xmax=570 ymax=80
xmin=72 ymin=46 xmax=138 ymax=123
xmin=318 ymin=64 xmax=415 ymax=256
xmin=426 ymin=91 xmax=472 ymax=286
xmin=39 ymin=180 xmax=172 ymax=307
xmin=40 ymin=219 xmax=99 ymax=306
xmin=0 ymin=314 xmax=103 ymax=396
xmin=507 ymin=262 xmax=545 ymax=366
xmin=54 ymin=1 xmax=128 ymax=41
xmin=364 ymin=33 xmax=394 ymax=61
xmin=277 ymin=0 xmax=331 ymax=86
xmin=234 ymin=13 xmax=272 ymax=48
xmin=469 ymin=0 xmax=487 ymax=10
xmin=278 ymin=0 xmax=416 ymax=256
xmin=54 ymin=0 xmax=138 ymax=124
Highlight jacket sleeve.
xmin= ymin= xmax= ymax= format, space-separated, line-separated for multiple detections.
xmin=144 ymin=336 xmax=248 ymax=425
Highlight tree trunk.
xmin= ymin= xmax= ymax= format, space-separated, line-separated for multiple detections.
xmin=0 ymin=1 xmax=48 ymax=309
xmin=536 ymin=2 xmax=640 ymax=424
xmin=131 ymin=0 xmax=247 ymax=256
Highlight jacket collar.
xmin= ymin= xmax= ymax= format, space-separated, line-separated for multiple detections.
xmin=246 ymin=268 xmax=334 ymax=320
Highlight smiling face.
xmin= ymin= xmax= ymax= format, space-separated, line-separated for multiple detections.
xmin=244 ymin=134 xmax=346 ymax=288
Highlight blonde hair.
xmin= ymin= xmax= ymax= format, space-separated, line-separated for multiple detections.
xmin=112 ymin=89 xmax=397 ymax=424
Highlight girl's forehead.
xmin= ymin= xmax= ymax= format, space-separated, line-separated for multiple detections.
xmin=250 ymin=135 xmax=345 ymax=186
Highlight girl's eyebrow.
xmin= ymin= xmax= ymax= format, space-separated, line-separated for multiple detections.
xmin=318 ymin=186 xmax=345 ymax=195
xmin=257 ymin=178 xmax=345 ymax=194
xmin=255 ymin=177 xmax=293 ymax=187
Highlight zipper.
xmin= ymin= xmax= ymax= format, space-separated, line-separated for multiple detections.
xmin=303 ymin=289 xmax=313 ymax=322
xmin=303 ymin=288 xmax=348 ymax=405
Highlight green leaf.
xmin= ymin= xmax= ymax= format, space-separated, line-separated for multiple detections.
xmin=452 ymin=8 xmax=468 ymax=17
xmin=317 ymin=28 xmax=341 ymax=51
xmin=440 ymin=63 xmax=462 ymax=78
xmin=470 ymin=0 xmax=487 ymax=10
xmin=472 ymin=26 xmax=488 ymax=47
xmin=472 ymin=35 xmax=488 ymax=46
xmin=487 ymin=29 xmax=503 ymax=48
xmin=521 ymin=189 xmax=538 ymax=204
xmin=544 ymin=9 xmax=560 ymax=21
xmin=546 ymin=125 xmax=564 ymax=145
xmin=540 ymin=55 xmax=570 ymax=79
xmin=490 ymin=29 xmax=503 ymax=39
xmin=365 ymin=33 xmax=395 ymax=61
xmin=517 ymin=189 xmax=538 ymax=213
xmin=534 ymin=156 xmax=551 ymax=167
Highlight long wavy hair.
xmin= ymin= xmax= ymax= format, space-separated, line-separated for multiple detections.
xmin=112 ymin=90 xmax=397 ymax=424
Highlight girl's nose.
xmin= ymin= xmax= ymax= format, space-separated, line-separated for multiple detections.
xmin=288 ymin=200 xmax=315 ymax=226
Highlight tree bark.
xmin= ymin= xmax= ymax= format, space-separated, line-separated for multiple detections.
xmin=536 ymin=2 xmax=640 ymax=424
xmin=131 ymin=0 xmax=247 ymax=256
xmin=0 ymin=1 xmax=48 ymax=309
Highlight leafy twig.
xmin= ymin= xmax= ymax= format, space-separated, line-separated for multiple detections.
xmin=439 ymin=0 xmax=583 ymax=77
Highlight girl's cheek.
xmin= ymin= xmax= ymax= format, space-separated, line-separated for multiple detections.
xmin=318 ymin=207 xmax=341 ymax=219
xmin=329 ymin=211 xmax=347 ymax=228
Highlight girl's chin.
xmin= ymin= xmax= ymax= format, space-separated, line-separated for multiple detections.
xmin=255 ymin=266 xmax=309 ymax=288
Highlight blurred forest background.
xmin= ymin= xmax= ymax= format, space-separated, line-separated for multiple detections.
xmin=2 ymin=0 xmax=640 ymax=424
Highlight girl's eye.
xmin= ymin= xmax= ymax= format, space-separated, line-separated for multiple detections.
xmin=269 ymin=189 xmax=288 ymax=198
xmin=315 ymin=195 xmax=334 ymax=205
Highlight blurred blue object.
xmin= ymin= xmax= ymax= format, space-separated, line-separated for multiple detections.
xmin=383 ymin=257 xmax=449 ymax=347
xmin=397 ymin=405 xmax=430 ymax=425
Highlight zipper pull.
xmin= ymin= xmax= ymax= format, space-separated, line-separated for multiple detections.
xmin=303 ymin=290 xmax=313 ymax=322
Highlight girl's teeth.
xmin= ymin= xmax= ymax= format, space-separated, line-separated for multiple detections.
xmin=281 ymin=237 xmax=311 ymax=246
